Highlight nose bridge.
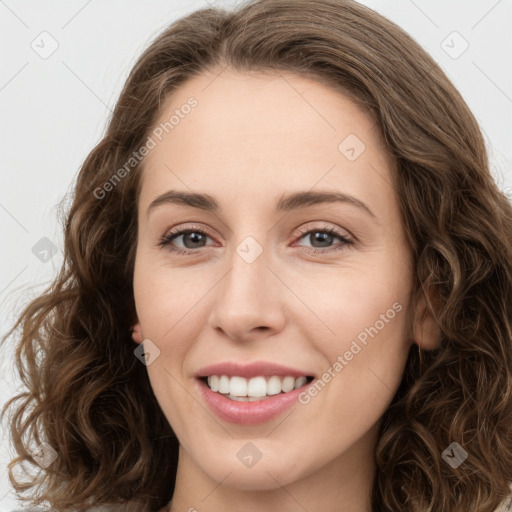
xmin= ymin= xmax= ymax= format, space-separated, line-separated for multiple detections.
xmin=229 ymin=234 xmax=268 ymax=300
xmin=209 ymin=231 xmax=284 ymax=339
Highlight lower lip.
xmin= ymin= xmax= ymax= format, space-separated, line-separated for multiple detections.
xmin=196 ymin=378 xmax=308 ymax=424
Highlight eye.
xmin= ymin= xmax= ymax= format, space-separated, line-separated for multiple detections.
xmin=293 ymin=225 xmax=353 ymax=254
xmin=158 ymin=224 xmax=216 ymax=255
xmin=157 ymin=223 xmax=353 ymax=256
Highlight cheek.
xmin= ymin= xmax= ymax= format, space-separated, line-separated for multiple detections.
xmin=133 ymin=255 xmax=210 ymax=342
xmin=300 ymin=254 xmax=412 ymax=400
xmin=299 ymin=304 xmax=410 ymax=455
xmin=293 ymin=264 xmax=410 ymax=349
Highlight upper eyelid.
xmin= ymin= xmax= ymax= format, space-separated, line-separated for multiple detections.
xmin=163 ymin=222 xmax=352 ymax=244
xmin=165 ymin=222 xmax=349 ymax=236
xmin=295 ymin=222 xmax=351 ymax=237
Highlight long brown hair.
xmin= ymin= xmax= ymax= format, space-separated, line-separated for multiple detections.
xmin=2 ymin=0 xmax=512 ymax=510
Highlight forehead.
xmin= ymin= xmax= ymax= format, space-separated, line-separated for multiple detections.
xmin=139 ymin=69 xmax=395 ymax=215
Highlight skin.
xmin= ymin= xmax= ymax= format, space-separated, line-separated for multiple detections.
xmin=131 ymin=69 xmax=440 ymax=512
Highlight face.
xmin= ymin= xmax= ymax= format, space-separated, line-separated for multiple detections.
xmin=131 ymin=69 xmax=438 ymax=494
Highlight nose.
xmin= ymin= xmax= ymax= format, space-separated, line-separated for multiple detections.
xmin=207 ymin=239 xmax=286 ymax=342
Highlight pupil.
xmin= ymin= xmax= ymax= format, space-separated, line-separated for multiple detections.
xmin=311 ymin=232 xmax=332 ymax=247
xmin=185 ymin=232 xmax=204 ymax=248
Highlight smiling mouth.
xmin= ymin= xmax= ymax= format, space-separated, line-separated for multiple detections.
xmin=200 ymin=375 xmax=315 ymax=401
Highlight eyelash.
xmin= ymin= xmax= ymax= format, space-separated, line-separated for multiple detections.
xmin=157 ymin=223 xmax=353 ymax=256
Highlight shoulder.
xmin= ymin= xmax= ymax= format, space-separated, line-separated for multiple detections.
xmin=495 ymin=489 xmax=512 ymax=512
xmin=82 ymin=502 xmax=156 ymax=512
xmin=496 ymin=499 xmax=512 ymax=512
xmin=79 ymin=500 xmax=171 ymax=512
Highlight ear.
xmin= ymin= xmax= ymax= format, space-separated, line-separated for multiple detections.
xmin=412 ymin=288 xmax=442 ymax=350
xmin=131 ymin=321 xmax=143 ymax=344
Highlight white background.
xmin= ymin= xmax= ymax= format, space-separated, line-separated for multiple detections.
xmin=1 ymin=0 xmax=511 ymax=510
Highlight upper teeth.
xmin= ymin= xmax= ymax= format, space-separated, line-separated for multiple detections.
xmin=207 ymin=375 xmax=308 ymax=397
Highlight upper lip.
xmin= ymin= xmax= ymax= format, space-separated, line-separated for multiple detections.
xmin=196 ymin=361 xmax=314 ymax=379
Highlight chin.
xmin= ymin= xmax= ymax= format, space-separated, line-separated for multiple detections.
xmin=214 ymin=466 xmax=299 ymax=491
xmin=198 ymin=450 xmax=306 ymax=491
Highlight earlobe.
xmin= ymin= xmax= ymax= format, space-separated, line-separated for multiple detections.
xmin=412 ymin=289 xmax=442 ymax=351
xmin=131 ymin=322 xmax=143 ymax=344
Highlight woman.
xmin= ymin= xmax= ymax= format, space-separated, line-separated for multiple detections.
xmin=2 ymin=0 xmax=512 ymax=511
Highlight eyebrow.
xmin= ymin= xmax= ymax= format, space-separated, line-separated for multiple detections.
xmin=146 ymin=189 xmax=377 ymax=221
